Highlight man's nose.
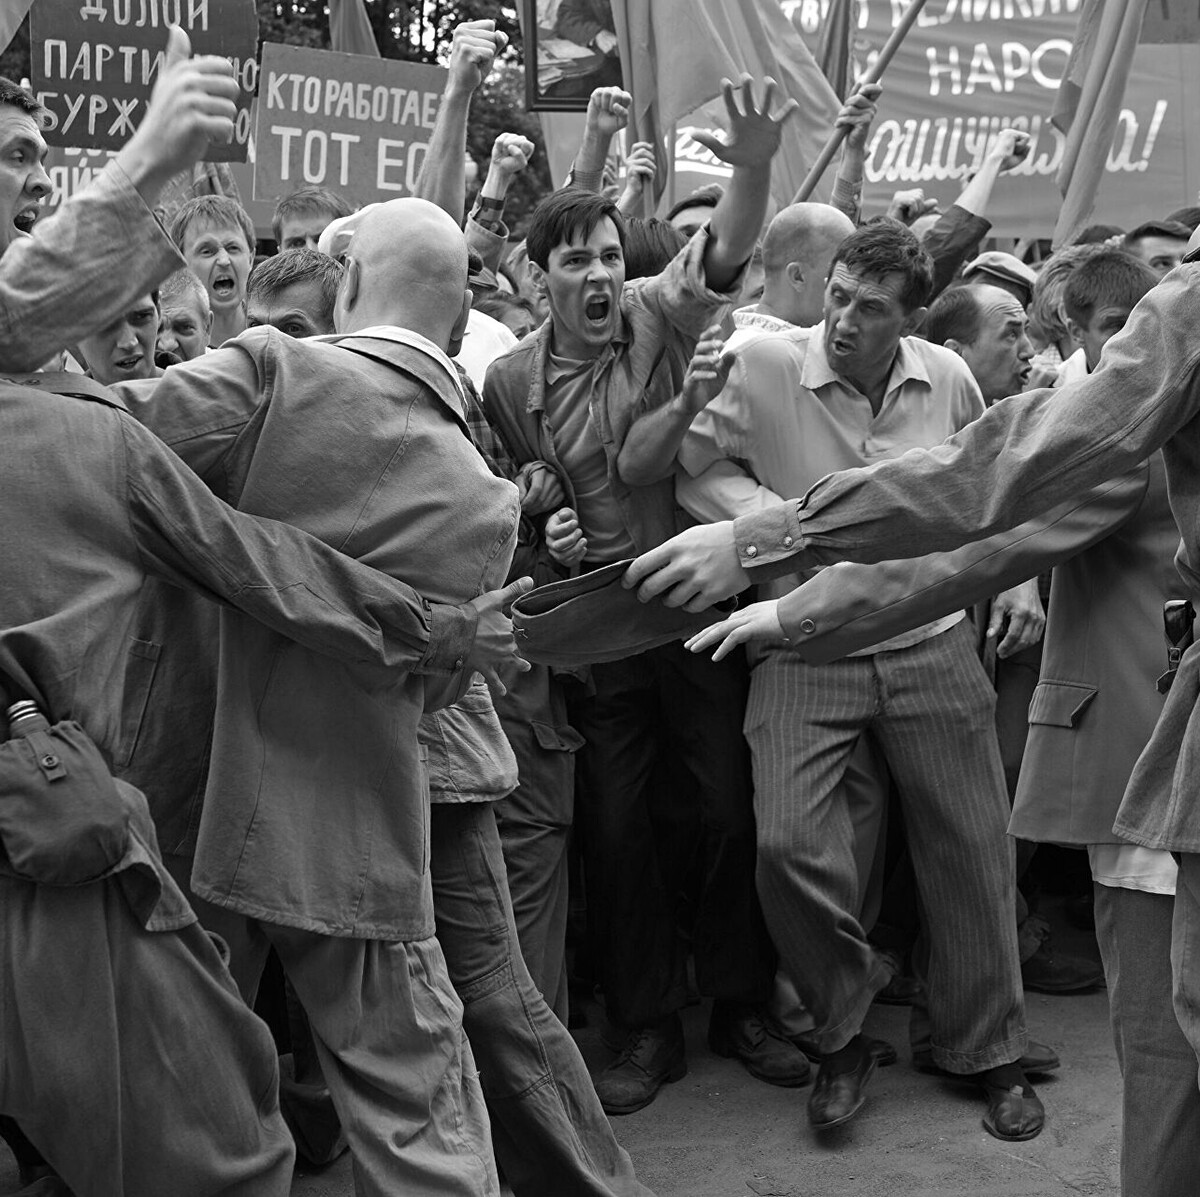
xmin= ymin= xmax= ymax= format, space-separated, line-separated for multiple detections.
xmin=116 ymin=323 xmax=138 ymax=349
xmin=27 ymin=161 xmax=51 ymax=200
xmin=157 ymin=328 xmax=178 ymax=353
xmin=305 ymin=235 xmax=320 ymax=251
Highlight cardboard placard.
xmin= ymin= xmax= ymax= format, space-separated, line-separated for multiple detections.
xmin=30 ymin=0 xmax=258 ymax=162
xmin=252 ymin=43 xmax=447 ymax=205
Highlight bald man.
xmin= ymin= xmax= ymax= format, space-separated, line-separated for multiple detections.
xmin=111 ymin=198 xmax=524 ymax=1195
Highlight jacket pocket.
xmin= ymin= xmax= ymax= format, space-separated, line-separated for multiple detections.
xmin=1028 ymin=680 xmax=1097 ymax=728
xmin=531 ymin=720 xmax=585 ymax=753
xmin=116 ymin=639 xmax=161 ymax=768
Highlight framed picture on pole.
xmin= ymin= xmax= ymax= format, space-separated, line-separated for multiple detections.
xmin=522 ymin=0 xmax=624 ymax=111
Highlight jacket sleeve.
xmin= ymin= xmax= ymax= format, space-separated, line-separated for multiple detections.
xmin=0 ymin=162 xmax=182 ymax=372
xmin=779 ymin=466 xmax=1151 ymax=663
xmin=117 ymin=412 xmax=475 ymax=679
xmin=920 ymin=204 xmax=991 ymax=298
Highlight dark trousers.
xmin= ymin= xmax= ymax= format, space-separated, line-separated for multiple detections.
xmin=568 ymin=640 xmax=774 ymax=1030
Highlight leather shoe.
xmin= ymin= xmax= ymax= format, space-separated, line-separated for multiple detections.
xmin=1021 ymin=939 xmax=1105 ymax=994
xmin=807 ymin=1036 xmax=877 ymax=1130
xmin=913 ymin=1038 xmax=1060 ymax=1077
xmin=978 ymin=1070 xmax=1045 ymax=1141
xmin=794 ymin=1033 xmax=897 ymax=1068
xmin=873 ymin=946 xmax=924 ymax=1006
xmin=594 ymin=1015 xmax=687 ymax=1115
xmin=709 ymin=1003 xmax=811 ymax=1087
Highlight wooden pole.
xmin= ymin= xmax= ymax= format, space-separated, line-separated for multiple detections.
xmin=790 ymin=0 xmax=932 ymax=204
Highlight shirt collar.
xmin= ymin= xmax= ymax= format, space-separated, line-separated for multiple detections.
xmin=316 ymin=326 xmax=467 ymax=415
xmin=800 ymin=323 xmax=931 ymax=397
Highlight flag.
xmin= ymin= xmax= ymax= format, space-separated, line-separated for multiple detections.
xmin=329 ymin=0 xmax=380 ymax=58
xmin=1051 ymin=0 xmax=1150 ymax=246
xmin=1 ymin=0 xmax=35 ymax=59
xmin=610 ymin=0 xmax=841 ymax=209
xmin=817 ymin=0 xmax=855 ymax=102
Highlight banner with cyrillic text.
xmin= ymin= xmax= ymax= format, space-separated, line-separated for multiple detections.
xmin=252 ymin=43 xmax=447 ymax=205
xmin=30 ymin=0 xmax=258 ymax=162
xmin=781 ymin=0 xmax=1200 ymax=236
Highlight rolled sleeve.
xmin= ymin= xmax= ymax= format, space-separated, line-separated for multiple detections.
xmin=638 ymin=225 xmax=743 ymax=342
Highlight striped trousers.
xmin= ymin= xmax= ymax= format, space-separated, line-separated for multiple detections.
xmin=746 ymin=619 xmax=1028 ymax=1072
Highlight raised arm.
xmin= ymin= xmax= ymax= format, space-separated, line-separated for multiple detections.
xmin=0 ymin=27 xmax=237 ymax=370
xmin=466 ymin=131 xmax=535 ymax=273
xmin=567 ymin=87 xmax=631 ymax=192
xmin=828 ymin=83 xmax=881 ymax=227
xmin=414 ymin=20 xmax=507 ymax=221
xmin=693 ymin=77 xmax=798 ymax=293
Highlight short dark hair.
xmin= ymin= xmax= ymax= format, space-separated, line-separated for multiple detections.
xmin=525 ymin=187 xmax=626 ymax=271
xmin=168 ymin=195 xmax=255 ymax=254
xmin=1166 ymin=206 xmax=1200 ymax=233
xmin=1124 ymin=219 xmax=1191 ymax=247
xmin=0 ymin=76 xmax=46 ymax=123
xmin=246 ymin=248 xmax=344 ymax=328
xmin=1062 ymin=248 xmax=1157 ymax=327
xmin=925 ymin=285 xmax=983 ymax=347
xmin=271 ymin=185 xmax=353 ymax=246
xmin=622 ymin=217 xmax=687 ymax=280
xmin=1072 ymin=223 xmax=1124 ymax=245
xmin=664 ymin=185 xmax=723 ymax=225
xmin=829 ymin=219 xmax=934 ymax=312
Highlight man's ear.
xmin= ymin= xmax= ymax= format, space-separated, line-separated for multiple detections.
xmin=448 ymin=289 xmax=472 ymax=356
xmin=1065 ymin=315 xmax=1085 ymax=350
xmin=340 ymin=256 xmax=361 ymax=313
xmin=785 ymin=261 xmax=805 ymax=291
xmin=943 ymin=337 xmax=967 ymax=360
xmin=901 ymin=305 xmax=928 ymax=337
xmin=203 ymin=310 xmax=214 ymax=339
xmin=528 ymin=260 xmax=548 ymax=297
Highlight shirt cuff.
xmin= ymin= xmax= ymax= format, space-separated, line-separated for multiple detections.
xmin=417 ymin=601 xmax=478 ymax=676
xmin=732 ymin=500 xmax=805 ymax=568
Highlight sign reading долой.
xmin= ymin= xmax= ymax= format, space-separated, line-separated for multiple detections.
xmin=252 ymin=44 xmax=447 ymax=205
xmin=30 ymin=0 xmax=258 ymax=162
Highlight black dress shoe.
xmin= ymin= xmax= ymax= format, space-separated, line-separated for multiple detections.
xmin=1021 ymin=939 xmax=1105 ymax=994
xmin=807 ymin=1035 xmax=877 ymax=1130
xmin=978 ymin=1069 xmax=1045 ymax=1141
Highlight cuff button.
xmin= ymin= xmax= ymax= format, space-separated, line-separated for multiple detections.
xmin=746 ymin=544 xmax=758 ymax=558
xmin=799 ymin=618 xmax=816 ymax=634
xmin=783 ymin=536 xmax=794 ymax=547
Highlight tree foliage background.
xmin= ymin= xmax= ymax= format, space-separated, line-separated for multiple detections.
xmin=3 ymin=1 xmax=554 ymax=232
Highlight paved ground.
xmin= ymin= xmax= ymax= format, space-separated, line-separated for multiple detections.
xmin=1 ymin=899 xmax=1122 ymax=1196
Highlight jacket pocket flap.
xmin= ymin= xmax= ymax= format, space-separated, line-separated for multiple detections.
xmin=531 ymin=720 xmax=585 ymax=753
xmin=1028 ymin=680 xmax=1097 ymax=728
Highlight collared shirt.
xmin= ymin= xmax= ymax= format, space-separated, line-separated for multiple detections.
xmin=728 ymin=253 xmax=1200 ymax=852
xmin=483 ymin=226 xmax=742 ymax=556
xmin=681 ymin=324 xmax=981 ymax=652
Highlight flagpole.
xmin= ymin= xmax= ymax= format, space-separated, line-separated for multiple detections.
xmin=790 ymin=0 xmax=931 ymax=204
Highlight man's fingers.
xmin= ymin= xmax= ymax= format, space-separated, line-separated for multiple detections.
xmin=494 ymin=576 xmax=534 ymax=613
xmin=623 ymin=545 xmax=671 ymax=589
xmin=164 ymin=23 xmax=191 ymax=67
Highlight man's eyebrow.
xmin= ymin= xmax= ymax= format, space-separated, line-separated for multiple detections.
xmin=3 ymin=134 xmax=46 ymax=159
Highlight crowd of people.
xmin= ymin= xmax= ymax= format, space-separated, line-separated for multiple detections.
xmin=1 ymin=12 xmax=1198 ymax=1197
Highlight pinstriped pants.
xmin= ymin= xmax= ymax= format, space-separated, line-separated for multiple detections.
xmin=746 ymin=619 xmax=1028 ymax=1072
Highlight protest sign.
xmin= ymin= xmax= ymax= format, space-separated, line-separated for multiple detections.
xmin=252 ymin=44 xmax=447 ymax=205
xmin=780 ymin=0 xmax=1200 ymax=235
xmin=29 ymin=0 xmax=258 ymax=162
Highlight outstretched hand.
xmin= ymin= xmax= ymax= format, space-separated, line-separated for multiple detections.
xmin=685 ymin=599 xmax=784 ymax=661
xmin=622 ymin=521 xmax=749 ymax=612
xmin=691 ymin=76 xmax=799 ymax=171
xmin=680 ymin=324 xmax=735 ymax=415
xmin=463 ymin=577 xmax=534 ymax=697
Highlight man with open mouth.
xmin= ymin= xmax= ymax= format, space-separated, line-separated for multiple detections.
xmin=483 ymin=77 xmax=810 ymax=1116
xmin=169 ymin=193 xmax=255 ymax=348
xmin=75 ymin=292 xmax=161 ymax=384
